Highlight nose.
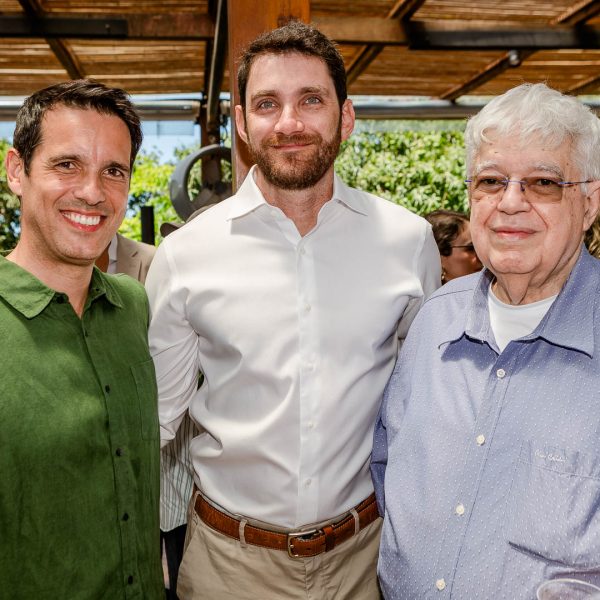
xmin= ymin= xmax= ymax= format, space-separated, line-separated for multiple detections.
xmin=274 ymin=104 xmax=304 ymax=136
xmin=73 ymin=171 xmax=106 ymax=206
xmin=496 ymin=180 xmax=530 ymax=214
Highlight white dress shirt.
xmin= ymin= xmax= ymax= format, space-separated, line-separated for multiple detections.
xmin=146 ymin=167 xmax=440 ymax=528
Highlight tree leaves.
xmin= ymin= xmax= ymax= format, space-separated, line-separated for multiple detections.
xmin=335 ymin=130 xmax=468 ymax=215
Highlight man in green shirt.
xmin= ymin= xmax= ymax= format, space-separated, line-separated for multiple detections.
xmin=0 ymin=80 xmax=163 ymax=599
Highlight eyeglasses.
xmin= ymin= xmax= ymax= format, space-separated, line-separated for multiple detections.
xmin=465 ymin=176 xmax=590 ymax=203
xmin=451 ymin=243 xmax=476 ymax=253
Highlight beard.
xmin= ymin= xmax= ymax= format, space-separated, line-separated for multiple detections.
xmin=247 ymin=122 xmax=342 ymax=191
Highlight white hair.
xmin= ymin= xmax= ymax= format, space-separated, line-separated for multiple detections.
xmin=465 ymin=83 xmax=600 ymax=181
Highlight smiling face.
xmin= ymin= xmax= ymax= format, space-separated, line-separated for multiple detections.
xmin=469 ymin=132 xmax=600 ymax=303
xmin=235 ymin=52 xmax=354 ymax=191
xmin=6 ymin=105 xmax=131 ymax=269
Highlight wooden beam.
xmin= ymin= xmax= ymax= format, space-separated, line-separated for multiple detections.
xmin=567 ymin=73 xmax=600 ymax=95
xmin=343 ymin=0 xmax=426 ymax=86
xmin=553 ymin=0 xmax=600 ymax=25
xmin=388 ymin=0 xmax=426 ymax=20
xmin=346 ymin=45 xmax=385 ymax=86
xmin=18 ymin=0 xmax=83 ymax=79
xmin=126 ymin=14 xmax=214 ymax=40
xmin=439 ymin=2 xmax=600 ymax=101
xmin=314 ymin=16 xmax=408 ymax=45
xmin=440 ymin=51 xmax=534 ymax=100
xmin=227 ymin=0 xmax=310 ymax=189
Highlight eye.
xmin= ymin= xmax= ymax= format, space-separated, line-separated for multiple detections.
xmin=105 ymin=166 xmax=128 ymax=179
xmin=56 ymin=161 xmax=75 ymax=170
xmin=304 ymin=96 xmax=322 ymax=105
xmin=104 ymin=166 xmax=129 ymax=180
xmin=533 ymin=178 xmax=560 ymax=187
xmin=257 ymin=99 xmax=276 ymax=111
xmin=476 ymin=177 xmax=504 ymax=189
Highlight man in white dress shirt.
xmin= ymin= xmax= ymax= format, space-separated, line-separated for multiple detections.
xmin=146 ymin=20 xmax=440 ymax=600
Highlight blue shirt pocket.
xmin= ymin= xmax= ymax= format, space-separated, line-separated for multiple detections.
xmin=504 ymin=440 xmax=600 ymax=570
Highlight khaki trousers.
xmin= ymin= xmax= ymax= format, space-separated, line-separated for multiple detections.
xmin=177 ymin=503 xmax=382 ymax=600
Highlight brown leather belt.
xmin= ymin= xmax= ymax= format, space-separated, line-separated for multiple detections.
xmin=195 ymin=492 xmax=380 ymax=558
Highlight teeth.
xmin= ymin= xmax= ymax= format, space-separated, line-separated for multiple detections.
xmin=64 ymin=212 xmax=101 ymax=226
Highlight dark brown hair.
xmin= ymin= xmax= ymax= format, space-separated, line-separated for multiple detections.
xmin=13 ymin=79 xmax=142 ymax=174
xmin=237 ymin=20 xmax=347 ymax=112
xmin=425 ymin=210 xmax=470 ymax=256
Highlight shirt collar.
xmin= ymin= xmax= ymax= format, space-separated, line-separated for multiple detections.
xmin=440 ymin=246 xmax=597 ymax=357
xmin=0 ymin=255 xmax=123 ymax=318
xmin=226 ymin=165 xmax=369 ymax=221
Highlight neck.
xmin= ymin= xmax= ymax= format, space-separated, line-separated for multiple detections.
xmin=7 ymin=244 xmax=93 ymax=317
xmin=492 ymin=270 xmax=568 ymax=306
xmin=254 ymin=167 xmax=335 ymax=237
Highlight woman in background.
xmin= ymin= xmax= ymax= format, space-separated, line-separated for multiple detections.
xmin=425 ymin=209 xmax=482 ymax=284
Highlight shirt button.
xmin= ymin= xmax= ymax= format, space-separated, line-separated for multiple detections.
xmin=435 ymin=579 xmax=446 ymax=591
xmin=304 ymin=304 xmax=311 ymax=313
xmin=122 ymin=513 xmax=129 ymax=521
xmin=299 ymin=247 xmax=306 ymax=255
xmin=496 ymin=368 xmax=506 ymax=379
xmin=305 ymin=479 xmax=312 ymax=486
xmin=104 ymin=384 xmax=111 ymax=393
xmin=127 ymin=575 xmax=134 ymax=585
xmin=455 ymin=503 xmax=465 ymax=516
xmin=115 ymin=448 xmax=123 ymax=457
xmin=476 ymin=434 xmax=486 ymax=446
xmin=56 ymin=295 xmax=65 ymax=304
xmin=307 ymin=421 xmax=314 ymax=429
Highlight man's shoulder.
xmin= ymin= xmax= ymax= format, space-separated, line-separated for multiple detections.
xmin=99 ymin=269 xmax=148 ymax=305
xmin=340 ymin=179 xmax=431 ymax=229
xmin=420 ymin=272 xmax=480 ymax=319
xmin=117 ymin=234 xmax=157 ymax=258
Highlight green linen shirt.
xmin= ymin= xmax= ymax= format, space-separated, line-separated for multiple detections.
xmin=0 ymin=256 xmax=163 ymax=600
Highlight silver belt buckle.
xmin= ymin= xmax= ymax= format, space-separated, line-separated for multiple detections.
xmin=286 ymin=527 xmax=319 ymax=558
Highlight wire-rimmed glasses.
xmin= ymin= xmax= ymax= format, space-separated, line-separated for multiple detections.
xmin=465 ymin=176 xmax=590 ymax=203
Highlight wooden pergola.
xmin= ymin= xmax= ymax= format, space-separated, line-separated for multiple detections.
xmin=2 ymin=0 xmax=600 ymax=182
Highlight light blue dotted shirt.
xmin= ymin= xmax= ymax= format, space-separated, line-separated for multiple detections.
xmin=372 ymin=247 xmax=600 ymax=600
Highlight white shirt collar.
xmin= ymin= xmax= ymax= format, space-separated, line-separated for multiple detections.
xmin=226 ymin=165 xmax=369 ymax=221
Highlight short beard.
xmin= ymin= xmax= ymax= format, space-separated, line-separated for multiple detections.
xmin=248 ymin=122 xmax=342 ymax=191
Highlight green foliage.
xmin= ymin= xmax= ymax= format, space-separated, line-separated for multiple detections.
xmin=119 ymin=150 xmax=179 ymax=242
xmin=121 ymin=144 xmax=233 ymax=243
xmin=0 ymin=128 xmax=468 ymax=251
xmin=335 ymin=130 xmax=468 ymax=215
xmin=0 ymin=140 xmax=20 ymax=251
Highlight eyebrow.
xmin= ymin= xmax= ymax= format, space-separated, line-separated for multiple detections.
xmin=45 ymin=154 xmax=130 ymax=176
xmin=473 ymin=161 xmax=563 ymax=178
xmin=250 ymin=85 xmax=331 ymax=103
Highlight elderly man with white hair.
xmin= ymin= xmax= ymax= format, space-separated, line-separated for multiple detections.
xmin=372 ymin=83 xmax=600 ymax=600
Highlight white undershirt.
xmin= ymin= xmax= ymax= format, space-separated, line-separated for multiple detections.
xmin=488 ymin=283 xmax=557 ymax=352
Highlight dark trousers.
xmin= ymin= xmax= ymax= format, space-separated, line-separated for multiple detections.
xmin=161 ymin=524 xmax=187 ymax=600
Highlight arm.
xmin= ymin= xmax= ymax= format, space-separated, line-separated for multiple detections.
xmin=371 ymin=381 xmax=390 ymax=515
xmin=397 ymin=222 xmax=441 ymax=344
xmin=145 ymin=243 xmax=200 ymax=447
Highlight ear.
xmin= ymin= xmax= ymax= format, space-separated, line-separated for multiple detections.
xmin=582 ymin=180 xmax=600 ymax=231
xmin=5 ymin=148 xmax=24 ymax=197
xmin=340 ymin=99 xmax=355 ymax=142
xmin=234 ymin=104 xmax=249 ymax=145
